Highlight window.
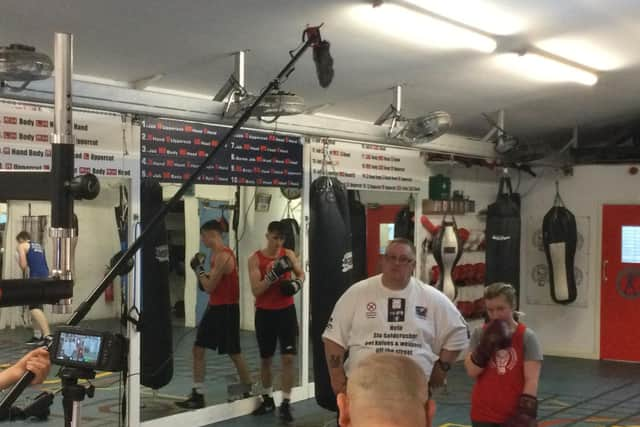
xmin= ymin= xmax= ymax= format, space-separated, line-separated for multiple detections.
xmin=621 ymin=226 xmax=640 ymax=263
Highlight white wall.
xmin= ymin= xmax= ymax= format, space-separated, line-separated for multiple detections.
xmin=518 ymin=165 xmax=640 ymax=359
xmin=0 ymin=178 xmax=129 ymax=328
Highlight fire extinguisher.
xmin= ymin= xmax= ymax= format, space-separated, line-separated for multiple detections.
xmin=105 ymin=268 xmax=115 ymax=302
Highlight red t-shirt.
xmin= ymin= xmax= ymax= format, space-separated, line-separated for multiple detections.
xmin=471 ymin=323 xmax=526 ymax=423
xmin=254 ymin=248 xmax=294 ymax=310
xmin=208 ymin=247 xmax=239 ymax=306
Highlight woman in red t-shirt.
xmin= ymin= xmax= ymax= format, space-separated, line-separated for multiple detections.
xmin=464 ymin=283 xmax=543 ymax=427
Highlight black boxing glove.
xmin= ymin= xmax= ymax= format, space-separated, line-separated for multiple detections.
xmin=279 ymin=278 xmax=303 ymax=296
xmin=471 ymin=319 xmax=512 ymax=368
xmin=503 ymin=394 xmax=537 ymax=427
xmin=190 ymin=252 xmax=206 ymax=277
xmin=264 ymin=255 xmax=294 ymax=284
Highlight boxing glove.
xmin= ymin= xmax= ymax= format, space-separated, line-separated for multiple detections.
xmin=471 ymin=319 xmax=512 ymax=367
xmin=279 ymin=278 xmax=303 ymax=296
xmin=265 ymin=255 xmax=294 ymax=284
xmin=503 ymin=394 xmax=538 ymax=427
xmin=190 ymin=252 xmax=206 ymax=277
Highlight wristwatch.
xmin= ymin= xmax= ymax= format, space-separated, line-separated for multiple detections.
xmin=437 ymin=359 xmax=451 ymax=372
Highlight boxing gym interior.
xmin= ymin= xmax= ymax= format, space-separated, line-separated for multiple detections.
xmin=1 ymin=1 xmax=640 ymax=426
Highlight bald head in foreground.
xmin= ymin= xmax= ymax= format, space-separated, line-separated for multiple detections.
xmin=336 ymin=353 xmax=435 ymax=427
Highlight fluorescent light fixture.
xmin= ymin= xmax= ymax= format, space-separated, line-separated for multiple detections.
xmin=536 ymin=38 xmax=623 ymax=71
xmin=403 ymin=0 xmax=525 ymax=35
xmin=144 ymin=85 xmax=214 ymax=100
xmin=313 ymin=112 xmax=374 ymax=124
xmin=495 ymin=52 xmax=598 ymax=86
xmin=349 ymin=3 xmax=497 ymax=53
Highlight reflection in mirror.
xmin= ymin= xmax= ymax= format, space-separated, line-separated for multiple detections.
xmin=0 ymin=179 xmax=131 ymax=425
xmin=141 ymin=184 xmax=303 ymax=421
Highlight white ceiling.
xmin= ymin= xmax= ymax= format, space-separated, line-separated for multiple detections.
xmin=3 ymin=0 xmax=640 ymax=141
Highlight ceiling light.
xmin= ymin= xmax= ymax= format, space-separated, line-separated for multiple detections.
xmin=535 ymin=38 xmax=623 ymax=71
xmin=403 ymin=0 xmax=525 ymax=35
xmin=0 ymin=44 xmax=53 ymax=82
xmin=495 ymin=51 xmax=598 ymax=86
xmin=350 ymin=3 xmax=496 ymax=53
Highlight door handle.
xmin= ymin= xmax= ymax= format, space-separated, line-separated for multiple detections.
xmin=602 ymin=259 xmax=608 ymax=282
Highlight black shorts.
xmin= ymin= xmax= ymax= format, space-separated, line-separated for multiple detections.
xmin=255 ymin=305 xmax=298 ymax=358
xmin=28 ymin=305 xmax=43 ymax=310
xmin=195 ymin=304 xmax=241 ymax=355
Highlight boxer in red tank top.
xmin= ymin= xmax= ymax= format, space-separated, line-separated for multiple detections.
xmin=176 ymin=220 xmax=252 ymax=410
xmin=247 ymin=220 xmax=305 ymax=423
xmin=464 ymin=283 xmax=543 ymax=427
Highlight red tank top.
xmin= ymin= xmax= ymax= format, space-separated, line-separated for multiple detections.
xmin=254 ymin=248 xmax=294 ymax=310
xmin=471 ymin=323 xmax=526 ymax=423
xmin=208 ymin=247 xmax=239 ymax=306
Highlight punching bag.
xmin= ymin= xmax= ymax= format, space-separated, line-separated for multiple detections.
xmin=310 ymin=177 xmax=353 ymax=411
xmin=280 ymin=217 xmax=300 ymax=254
xmin=543 ymin=192 xmax=577 ymax=304
xmin=348 ymin=190 xmax=367 ymax=283
xmin=485 ymin=176 xmax=521 ymax=306
xmin=140 ymin=179 xmax=173 ymax=389
xmin=431 ymin=215 xmax=463 ymax=300
xmin=394 ymin=206 xmax=415 ymax=240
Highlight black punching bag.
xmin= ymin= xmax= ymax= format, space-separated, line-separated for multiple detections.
xmin=485 ymin=176 xmax=521 ymax=307
xmin=140 ymin=179 xmax=173 ymax=389
xmin=394 ymin=206 xmax=415 ymax=240
xmin=311 ymin=177 xmax=353 ymax=411
xmin=348 ymin=190 xmax=367 ymax=283
xmin=543 ymin=204 xmax=578 ymax=304
xmin=280 ymin=217 xmax=300 ymax=254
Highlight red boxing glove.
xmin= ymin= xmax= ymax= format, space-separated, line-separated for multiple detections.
xmin=471 ymin=319 xmax=512 ymax=367
xmin=420 ymin=215 xmax=439 ymax=235
xmin=503 ymin=394 xmax=537 ymax=427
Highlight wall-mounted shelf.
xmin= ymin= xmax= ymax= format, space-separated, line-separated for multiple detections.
xmin=422 ymin=198 xmax=475 ymax=215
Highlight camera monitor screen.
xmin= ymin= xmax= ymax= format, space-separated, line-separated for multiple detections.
xmin=55 ymin=331 xmax=102 ymax=367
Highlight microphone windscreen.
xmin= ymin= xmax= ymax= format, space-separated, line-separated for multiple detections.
xmin=313 ymin=40 xmax=334 ymax=88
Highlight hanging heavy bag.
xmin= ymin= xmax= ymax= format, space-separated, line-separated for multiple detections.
xmin=485 ymin=176 xmax=521 ymax=307
xmin=348 ymin=190 xmax=367 ymax=283
xmin=140 ymin=179 xmax=173 ymax=389
xmin=280 ymin=217 xmax=300 ymax=254
xmin=310 ymin=176 xmax=353 ymax=411
xmin=394 ymin=205 xmax=415 ymax=240
xmin=431 ymin=215 xmax=463 ymax=300
xmin=542 ymin=186 xmax=578 ymax=304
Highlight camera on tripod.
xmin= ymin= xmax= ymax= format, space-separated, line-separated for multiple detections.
xmin=49 ymin=327 xmax=127 ymax=372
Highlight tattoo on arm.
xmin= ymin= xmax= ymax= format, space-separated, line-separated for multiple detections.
xmin=329 ymin=354 xmax=342 ymax=369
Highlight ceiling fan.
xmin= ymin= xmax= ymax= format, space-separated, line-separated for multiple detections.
xmin=373 ymin=84 xmax=452 ymax=145
xmin=0 ymin=43 xmax=53 ymax=91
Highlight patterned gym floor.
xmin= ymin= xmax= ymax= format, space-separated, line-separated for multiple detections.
xmin=1 ymin=318 xmax=639 ymax=427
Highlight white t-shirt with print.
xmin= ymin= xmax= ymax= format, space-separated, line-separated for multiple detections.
xmin=322 ymin=274 xmax=470 ymax=379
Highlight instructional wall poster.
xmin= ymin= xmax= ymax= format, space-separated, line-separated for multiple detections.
xmin=525 ymin=215 xmax=590 ymax=307
xmin=309 ymin=137 xmax=427 ymax=192
xmin=0 ymin=100 xmax=137 ymax=177
xmin=140 ymin=117 xmax=303 ymax=188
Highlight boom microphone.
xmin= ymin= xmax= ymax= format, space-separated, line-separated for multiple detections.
xmin=304 ymin=25 xmax=334 ymax=88
xmin=313 ymin=40 xmax=334 ymax=88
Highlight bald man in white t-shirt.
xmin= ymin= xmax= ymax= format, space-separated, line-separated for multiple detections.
xmin=322 ymin=238 xmax=469 ymax=399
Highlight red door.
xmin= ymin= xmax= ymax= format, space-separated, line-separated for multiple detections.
xmin=366 ymin=205 xmax=405 ymax=277
xmin=601 ymin=204 xmax=640 ymax=362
